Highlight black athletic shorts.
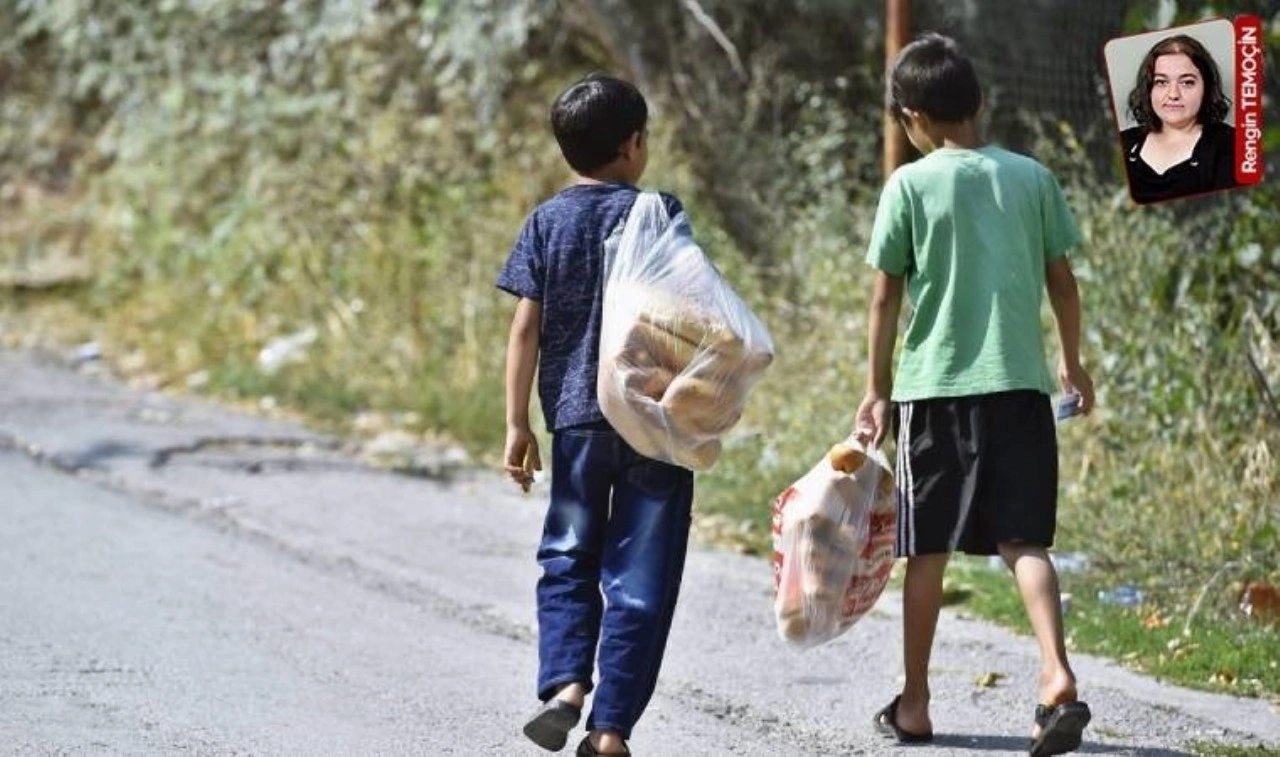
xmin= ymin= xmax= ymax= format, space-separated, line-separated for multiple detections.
xmin=893 ymin=390 xmax=1058 ymax=557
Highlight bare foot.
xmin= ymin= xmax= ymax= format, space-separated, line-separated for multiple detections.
xmin=1040 ymin=667 xmax=1078 ymax=707
xmin=1032 ymin=669 xmax=1079 ymax=738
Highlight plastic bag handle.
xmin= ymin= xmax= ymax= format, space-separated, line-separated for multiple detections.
xmin=602 ymin=190 xmax=671 ymax=286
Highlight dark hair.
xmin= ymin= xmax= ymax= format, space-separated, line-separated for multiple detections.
xmin=550 ymin=74 xmax=648 ymax=174
xmin=1126 ymin=34 xmax=1231 ymax=131
xmin=887 ymin=33 xmax=982 ymax=123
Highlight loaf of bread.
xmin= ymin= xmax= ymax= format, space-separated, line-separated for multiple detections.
xmin=776 ymin=604 xmax=809 ymax=642
xmin=672 ymin=438 xmax=721 ymax=471
xmin=639 ymin=309 xmax=741 ymax=362
xmin=876 ymin=465 xmax=895 ymax=498
xmin=598 ymin=376 xmax=665 ymax=459
xmin=625 ymin=319 xmax=699 ymax=373
xmin=663 ymin=375 xmax=743 ymax=436
xmin=598 ymin=281 xmax=772 ymax=471
xmin=621 ymin=362 xmax=674 ymax=401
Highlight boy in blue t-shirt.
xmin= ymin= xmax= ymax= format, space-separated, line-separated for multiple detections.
xmin=855 ymin=34 xmax=1096 ymax=757
xmin=497 ymin=74 xmax=691 ymax=757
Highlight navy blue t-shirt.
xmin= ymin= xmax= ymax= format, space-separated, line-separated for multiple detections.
xmin=496 ymin=182 xmax=684 ymax=431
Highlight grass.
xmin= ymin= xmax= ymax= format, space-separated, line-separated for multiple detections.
xmin=944 ymin=556 xmax=1280 ymax=702
xmin=1185 ymin=742 xmax=1280 ymax=757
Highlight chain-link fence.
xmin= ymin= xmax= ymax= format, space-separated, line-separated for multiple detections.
xmin=918 ymin=0 xmax=1134 ymax=170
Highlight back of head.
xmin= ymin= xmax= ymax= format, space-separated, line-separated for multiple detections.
xmin=888 ymin=33 xmax=982 ymax=123
xmin=551 ymin=74 xmax=648 ymax=175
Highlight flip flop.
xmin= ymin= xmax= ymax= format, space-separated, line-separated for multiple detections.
xmin=873 ymin=695 xmax=934 ymax=744
xmin=522 ymin=698 xmax=582 ymax=752
xmin=1029 ymin=701 xmax=1092 ymax=756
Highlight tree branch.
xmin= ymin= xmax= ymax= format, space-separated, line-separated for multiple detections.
xmin=1243 ymin=308 xmax=1280 ymax=427
xmin=1246 ymin=346 xmax=1280 ymax=426
xmin=679 ymin=0 xmax=746 ymax=82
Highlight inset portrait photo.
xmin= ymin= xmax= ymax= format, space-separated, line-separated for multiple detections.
xmin=1103 ymin=18 xmax=1261 ymax=205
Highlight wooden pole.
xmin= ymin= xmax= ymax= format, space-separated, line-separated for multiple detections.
xmin=884 ymin=0 xmax=911 ymax=181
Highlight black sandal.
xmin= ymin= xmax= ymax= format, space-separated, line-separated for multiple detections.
xmin=575 ymin=735 xmax=630 ymax=755
xmin=1029 ymin=701 xmax=1092 ymax=756
xmin=872 ymin=695 xmax=934 ymax=744
xmin=522 ymin=698 xmax=581 ymax=752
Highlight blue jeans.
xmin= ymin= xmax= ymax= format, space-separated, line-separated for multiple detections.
xmin=535 ymin=421 xmax=694 ymax=739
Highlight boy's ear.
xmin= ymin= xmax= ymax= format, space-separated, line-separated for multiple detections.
xmin=619 ymin=130 xmax=644 ymax=160
xmin=899 ymin=107 xmax=925 ymax=127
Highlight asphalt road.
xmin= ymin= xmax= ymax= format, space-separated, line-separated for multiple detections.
xmin=0 ymin=348 xmax=1276 ymax=755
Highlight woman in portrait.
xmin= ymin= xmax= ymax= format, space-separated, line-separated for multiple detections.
xmin=1121 ymin=34 xmax=1236 ymax=204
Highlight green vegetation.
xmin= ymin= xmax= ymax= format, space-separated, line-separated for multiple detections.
xmin=0 ymin=0 xmax=1276 ymax=717
xmin=947 ymin=558 xmax=1278 ymax=701
xmin=1186 ymin=742 xmax=1280 ymax=756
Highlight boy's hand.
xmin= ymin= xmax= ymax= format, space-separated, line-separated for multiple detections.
xmin=504 ymin=426 xmax=542 ymax=492
xmin=1058 ymin=360 xmax=1096 ymax=415
xmin=854 ymin=392 xmax=893 ymax=447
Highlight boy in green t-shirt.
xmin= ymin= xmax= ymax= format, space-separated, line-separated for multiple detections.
xmin=855 ymin=33 xmax=1096 ymax=757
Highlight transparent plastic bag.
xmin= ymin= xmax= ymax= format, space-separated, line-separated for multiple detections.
xmin=598 ymin=192 xmax=774 ymax=471
xmin=771 ymin=438 xmax=897 ymax=649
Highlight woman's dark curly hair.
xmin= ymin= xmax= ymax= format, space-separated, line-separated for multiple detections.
xmin=1127 ymin=34 xmax=1231 ymax=131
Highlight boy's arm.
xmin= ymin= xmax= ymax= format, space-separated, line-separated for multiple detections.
xmin=856 ymin=271 xmax=905 ymax=445
xmin=1045 ymin=257 xmax=1095 ymax=414
xmin=504 ymin=297 xmax=542 ymax=491
xmin=858 ymin=172 xmax=911 ymax=447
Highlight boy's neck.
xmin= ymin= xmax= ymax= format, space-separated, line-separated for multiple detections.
xmin=921 ymin=119 xmax=984 ymax=153
xmin=576 ymin=166 xmax=640 ymax=186
xmin=575 ymin=175 xmax=631 ymax=187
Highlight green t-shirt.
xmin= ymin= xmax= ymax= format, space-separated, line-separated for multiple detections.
xmin=865 ymin=145 xmax=1082 ymax=402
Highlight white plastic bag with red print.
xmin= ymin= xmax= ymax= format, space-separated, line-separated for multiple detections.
xmin=771 ymin=438 xmax=897 ymax=649
xmin=597 ymin=191 xmax=774 ymax=471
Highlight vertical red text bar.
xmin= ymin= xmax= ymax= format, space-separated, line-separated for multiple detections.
xmin=1235 ymin=15 xmax=1264 ymax=186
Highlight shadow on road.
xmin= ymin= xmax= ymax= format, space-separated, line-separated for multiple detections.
xmin=932 ymin=732 xmax=1194 ymax=756
xmin=55 ymin=440 xmax=146 ymax=470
